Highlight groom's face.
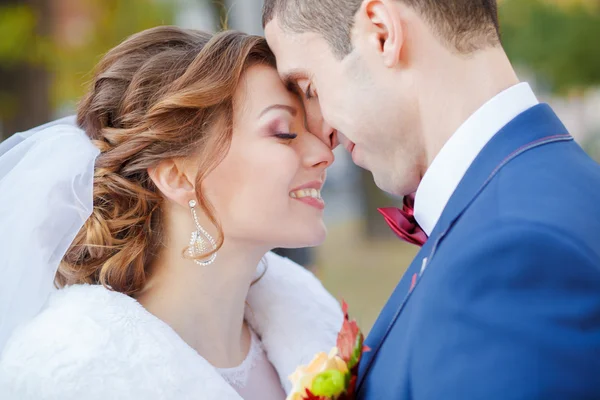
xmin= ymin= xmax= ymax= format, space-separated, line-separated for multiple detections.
xmin=265 ymin=17 xmax=422 ymax=196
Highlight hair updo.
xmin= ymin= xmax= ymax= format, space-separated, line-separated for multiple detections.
xmin=56 ymin=26 xmax=275 ymax=295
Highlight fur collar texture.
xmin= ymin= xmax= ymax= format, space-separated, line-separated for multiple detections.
xmin=0 ymin=252 xmax=343 ymax=400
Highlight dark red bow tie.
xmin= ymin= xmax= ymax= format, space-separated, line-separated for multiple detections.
xmin=378 ymin=194 xmax=428 ymax=247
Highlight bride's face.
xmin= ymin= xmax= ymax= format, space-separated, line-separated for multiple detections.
xmin=202 ymin=64 xmax=334 ymax=249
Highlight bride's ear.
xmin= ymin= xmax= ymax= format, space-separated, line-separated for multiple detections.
xmin=148 ymin=159 xmax=196 ymax=208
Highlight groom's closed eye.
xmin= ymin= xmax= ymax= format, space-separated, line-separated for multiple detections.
xmin=281 ymin=70 xmax=312 ymax=96
xmin=304 ymin=84 xmax=315 ymax=100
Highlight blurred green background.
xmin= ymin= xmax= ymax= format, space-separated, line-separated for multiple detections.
xmin=1 ymin=0 xmax=599 ymax=332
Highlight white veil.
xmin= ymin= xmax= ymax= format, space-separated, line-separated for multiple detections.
xmin=0 ymin=117 xmax=99 ymax=352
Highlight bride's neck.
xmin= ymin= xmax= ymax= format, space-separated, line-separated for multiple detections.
xmin=136 ymin=241 xmax=267 ymax=368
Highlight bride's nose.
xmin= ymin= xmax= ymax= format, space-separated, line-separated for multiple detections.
xmin=301 ymin=133 xmax=335 ymax=169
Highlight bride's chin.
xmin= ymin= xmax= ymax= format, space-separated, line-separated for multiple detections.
xmin=282 ymin=223 xmax=327 ymax=249
xmin=303 ymin=223 xmax=328 ymax=247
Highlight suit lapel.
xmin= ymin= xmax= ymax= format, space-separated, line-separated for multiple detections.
xmin=357 ymin=104 xmax=572 ymax=391
xmin=358 ymin=238 xmax=434 ymax=381
xmin=432 ymin=104 xmax=570 ymax=239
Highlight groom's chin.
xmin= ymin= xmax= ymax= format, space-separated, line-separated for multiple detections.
xmin=371 ymin=170 xmax=406 ymax=197
xmin=349 ymin=144 xmax=366 ymax=170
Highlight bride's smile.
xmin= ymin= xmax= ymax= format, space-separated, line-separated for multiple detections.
xmin=289 ymin=181 xmax=325 ymax=210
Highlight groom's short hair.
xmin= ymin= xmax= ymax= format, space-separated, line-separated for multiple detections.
xmin=262 ymin=0 xmax=501 ymax=58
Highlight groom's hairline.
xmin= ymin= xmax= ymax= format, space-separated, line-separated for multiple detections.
xmin=262 ymin=0 xmax=502 ymax=56
xmin=262 ymin=0 xmax=358 ymax=58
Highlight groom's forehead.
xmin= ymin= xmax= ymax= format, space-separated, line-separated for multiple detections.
xmin=267 ymin=18 xmax=323 ymax=58
xmin=266 ymin=23 xmax=327 ymax=84
xmin=266 ymin=29 xmax=306 ymax=84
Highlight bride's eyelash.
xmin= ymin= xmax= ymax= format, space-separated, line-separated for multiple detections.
xmin=275 ymin=133 xmax=298 ymax=140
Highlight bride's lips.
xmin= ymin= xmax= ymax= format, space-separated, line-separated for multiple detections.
xmin=289 ymin=181 xmax=325 ymax=210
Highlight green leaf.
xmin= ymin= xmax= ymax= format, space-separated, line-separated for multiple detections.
xmin=347 ymin=332 xmax=364 ymax=370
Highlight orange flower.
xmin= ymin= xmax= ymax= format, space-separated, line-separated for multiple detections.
xmin=286 ymin=348 xmax=349 ymax=400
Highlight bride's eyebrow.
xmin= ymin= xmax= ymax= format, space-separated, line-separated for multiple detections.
xmin=259 ymin=104 xmax=298 ymax=118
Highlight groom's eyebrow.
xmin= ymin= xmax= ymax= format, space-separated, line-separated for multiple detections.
xmin=281 ymin=69 xmax=306 ymax=88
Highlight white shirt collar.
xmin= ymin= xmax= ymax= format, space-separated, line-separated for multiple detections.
xmin=414 ymin=82 xmax=539 ymax=236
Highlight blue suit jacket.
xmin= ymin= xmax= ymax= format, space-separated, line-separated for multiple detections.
xmin=357 ymin=104 xmax=600 ymax=399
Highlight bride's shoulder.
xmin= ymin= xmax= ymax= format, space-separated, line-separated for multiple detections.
xmin=0 ymin=285 xmax=177 ymax=399
xmin=2 ymin=284 xmax=141 ymax=355
xmin=2 ymin=284 xmax=130 ymax=355
xmin=1 ymin=284 xmax=135 ymax=358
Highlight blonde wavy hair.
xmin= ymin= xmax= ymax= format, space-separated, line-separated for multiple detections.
xmin=57 ymin=27 xmax=275 ymax=296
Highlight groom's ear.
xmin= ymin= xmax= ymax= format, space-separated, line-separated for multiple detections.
xmin=355 ymin=0 xmax=404 ymax=68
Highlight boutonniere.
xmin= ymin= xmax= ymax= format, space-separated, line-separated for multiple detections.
xmin=286 ymin=302 xmax=369 ymax=400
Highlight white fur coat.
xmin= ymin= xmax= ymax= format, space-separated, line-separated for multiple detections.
xmin=0 ymin=252 xmax=343 ymax=400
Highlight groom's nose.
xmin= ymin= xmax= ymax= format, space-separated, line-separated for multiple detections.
xmin=316 ymin=120 xmax=339 ymax=149
xmin=329 ymin=129 xmax=340 ymax=149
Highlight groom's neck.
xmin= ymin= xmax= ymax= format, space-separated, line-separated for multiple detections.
xmin=416 ymin=46 xmax=520 ymax=169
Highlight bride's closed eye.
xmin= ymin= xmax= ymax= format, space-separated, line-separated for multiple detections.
xmin=274 ymin=132 xmax=298 ymax=143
